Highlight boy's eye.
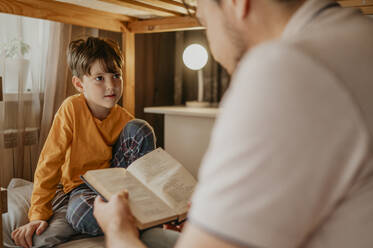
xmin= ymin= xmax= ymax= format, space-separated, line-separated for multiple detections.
xmin=95 ymin=76 xmax=104 ymax=81
xmin=113 ymin=73 xmax=122 ymax=79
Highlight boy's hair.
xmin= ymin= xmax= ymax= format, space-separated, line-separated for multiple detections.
xmin=67 ymin=37 xmax=123 ymax=79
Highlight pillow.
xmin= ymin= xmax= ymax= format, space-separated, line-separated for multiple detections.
xmin=2 ymin=178 xmax=33 ymax=247
xmin=1 ymin=178 xmax=105 ymax=248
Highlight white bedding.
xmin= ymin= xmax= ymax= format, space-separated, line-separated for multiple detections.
xmin=2 ymin=178 xmax=105 ymax=248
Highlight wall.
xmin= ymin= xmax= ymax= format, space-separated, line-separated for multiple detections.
xmin=135 ymin=32 xmax=176 ymax=148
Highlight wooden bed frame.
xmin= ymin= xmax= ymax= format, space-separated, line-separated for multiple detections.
xmin=0 ymin=0 xmax=370 ymax=116
xmin=0 ymin=0 xmax=204 ymax=116
xmin=0 ymin=0 xmax=371 ymax=247
xmin=0 ymin=188 xmax=6 ymax=248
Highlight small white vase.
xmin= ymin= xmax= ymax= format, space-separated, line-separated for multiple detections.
xmin=4 ymin=58 xmax=30 ymax=93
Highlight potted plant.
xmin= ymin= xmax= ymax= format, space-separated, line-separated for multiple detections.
xmin=0 ymin=38 xmax=31 ymax=93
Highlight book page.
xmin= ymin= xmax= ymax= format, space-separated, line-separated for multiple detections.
xmin=128 ymin=148 xmax=197 ymax=215
xmin=83 ymin=168 xmax=177 ymax=228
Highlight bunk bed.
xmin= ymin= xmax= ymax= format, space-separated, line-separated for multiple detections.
xmin=0 ymin=0 xmax=371 ymax=247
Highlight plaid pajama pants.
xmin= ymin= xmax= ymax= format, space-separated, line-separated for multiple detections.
xmin=65 ymin=119 xmax=156 ymax=236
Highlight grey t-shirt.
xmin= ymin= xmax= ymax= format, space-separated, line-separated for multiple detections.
xmin=189 ymin=0 xmax=373 ymax=247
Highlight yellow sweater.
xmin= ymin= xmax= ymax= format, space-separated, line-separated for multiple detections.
xmin=29 ymin=94 xmax=133 ymax=221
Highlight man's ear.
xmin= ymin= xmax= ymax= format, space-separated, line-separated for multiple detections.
xmin=235 ymin=0 xmax=250 ymax=19
xmin=72 ymin=76 xmax=84 ymax=93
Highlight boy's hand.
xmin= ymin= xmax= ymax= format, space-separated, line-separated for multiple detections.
xmin=11 ymin=220 xmax=48 ymax=248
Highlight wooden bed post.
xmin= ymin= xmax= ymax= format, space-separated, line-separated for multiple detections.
xmin=0 ymin=188 xmax=7 ymax=248
xmin=121 ymin=24 xmax=136 ymax=116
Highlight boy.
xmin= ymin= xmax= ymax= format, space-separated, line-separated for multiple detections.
xmin=11 ymin=37 xmax=156 ymax=248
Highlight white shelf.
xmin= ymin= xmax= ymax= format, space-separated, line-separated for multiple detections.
xmin=144 ymin=106 xmax=219 ymax=118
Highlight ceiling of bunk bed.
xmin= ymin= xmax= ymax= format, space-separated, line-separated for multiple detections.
xmin=0 ymin=0 xmax=201 ymax=33
xmin=56 ymin=0 xmax=197 ymax=19
xmin=54 ymin=0 xmax=372 ymax=19
xmin=0 ymin=0 xmax=371 ymax=33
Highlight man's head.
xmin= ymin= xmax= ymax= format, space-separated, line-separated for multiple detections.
xmin=67 ymin=37 xmax=123 ymax=118
xmin=195 ymin=0 xmax=305 ymax=74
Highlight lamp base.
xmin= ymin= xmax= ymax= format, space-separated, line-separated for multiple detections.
xmin=186 ymin=101 xmax=210 ymax=108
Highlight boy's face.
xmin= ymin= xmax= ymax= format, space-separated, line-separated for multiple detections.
xmin=74 ymin=60 xmax=123 ymax=117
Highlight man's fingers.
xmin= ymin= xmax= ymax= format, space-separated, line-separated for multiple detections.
xmin=94 ymin=196 xmax=105 ymax=220
xmin=94 ymin=195 xmax=106 ymax=205
xmin=117 ymin=189 xmax=129 ymax=199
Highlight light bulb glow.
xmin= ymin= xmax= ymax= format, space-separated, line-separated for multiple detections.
xmin=183 ymin=44 xmax=208 ymax=70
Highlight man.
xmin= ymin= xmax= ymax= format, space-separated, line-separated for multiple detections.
xmin=94 ymin=0 xmax=373 ymax=247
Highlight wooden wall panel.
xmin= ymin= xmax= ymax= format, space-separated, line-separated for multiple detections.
xmin=135 ymin=32 xmax=176 ymax=148
xmin=122 ymin=28 xmax=136 ymax=116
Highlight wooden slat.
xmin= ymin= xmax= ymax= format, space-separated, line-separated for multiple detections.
xmin=23 ymin=146 xmax=32 ymax=181
xmin=30 ymin=144 xmax=39 ymax=182
xmin=0 ymin=77 xmax=3 ymax=102
xmin=0 ymin=188 xmax=7 ymax=213
xmin=174 ymin=32 xmax=184 ymax=105
xmin=361 ymin=5 xmax=373 ymax=14
xmin=128 ymin=16 xmax=203 ymax=33
xmin=0 ymin=150 xmax=13 ymax=188
xmin=0 ymin=188 xmax=7 ymax=248
xmin=172 ymin=0 xmax=197 ymax=7
xmin=122 ymin=25 xmax=136 ymax=116
xmin=337 ymin=0 xmax=373 ymax=7
xmin=100 ymin=0 xmax=181 ymax=16
xmin=136 ymin=0 xmax=195 ymax=15
xmin=337 ymin=0 xmax=373 ymax=14
xmin=0 ymin=0 xmax=135 ymax=32
xmin=158 ymin=0 xmax=196 ymax=11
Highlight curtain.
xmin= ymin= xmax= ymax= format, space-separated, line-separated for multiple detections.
xmin=0 ymin=14 xmax=51 ymax=187
xmin=0 ymin=13 xmax=116 ymax=187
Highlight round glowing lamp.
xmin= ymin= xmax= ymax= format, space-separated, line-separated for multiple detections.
xmin=183 ymin=44 xmax=209 ymax=107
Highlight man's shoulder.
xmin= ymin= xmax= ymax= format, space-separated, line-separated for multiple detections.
xmin=235 ymin=40 xmax=322 ymax=86
xmin=240 ymin=40 xmax=308 ymax=68
xmin=227 ymin=39 xmax=352 ymax=115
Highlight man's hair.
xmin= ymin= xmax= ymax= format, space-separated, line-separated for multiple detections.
xmin=67 ymin=37 xmax=123 ymax=79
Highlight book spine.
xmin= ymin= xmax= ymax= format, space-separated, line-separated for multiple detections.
xmin=80 ymin=175 xmax=108 ymax=202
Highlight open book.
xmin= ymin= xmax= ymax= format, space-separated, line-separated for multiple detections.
xmin=81 ymin=148 xmax=197 ymax=230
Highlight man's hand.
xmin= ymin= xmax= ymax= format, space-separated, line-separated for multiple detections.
xmin=94 ymin=190 xmax=145 ymax=248
xmin=11 ymin=220 xmax=48 ymax=248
